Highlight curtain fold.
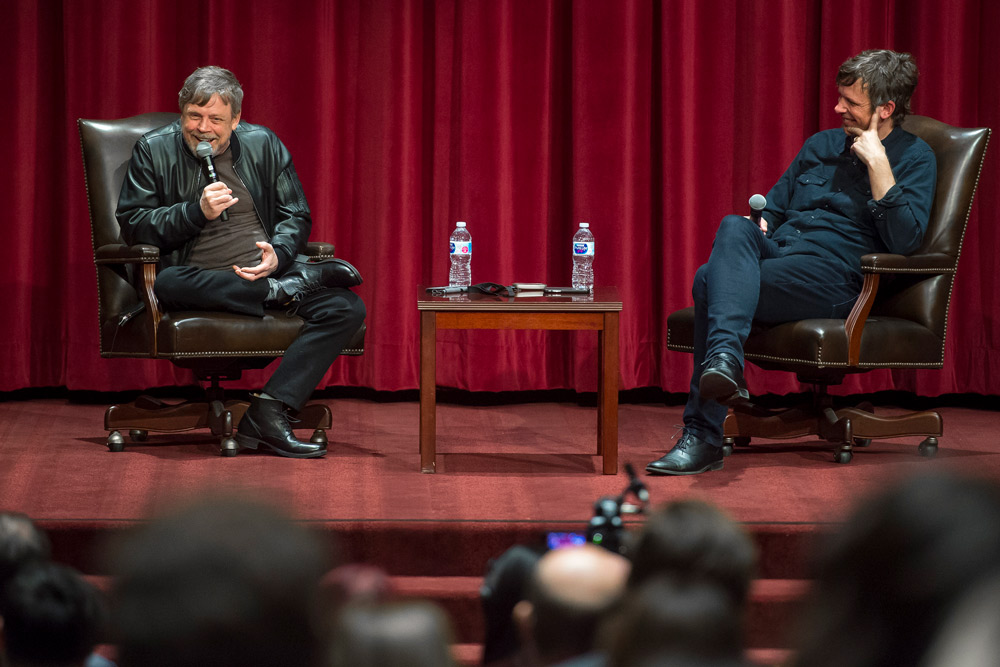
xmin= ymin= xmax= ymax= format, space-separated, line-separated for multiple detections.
xmin=2 ymin=0 xmax=997 ymax=396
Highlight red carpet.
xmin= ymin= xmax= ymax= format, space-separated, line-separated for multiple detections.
xmin=2 ymin=394 xmax=999 ymax=661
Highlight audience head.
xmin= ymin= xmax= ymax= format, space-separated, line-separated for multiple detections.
xmin=514 ymin=543 xmax=630 ymax=665
xmin=921 ymin=570 xmax=1000 ymax=667
xmin=480 ymin=544 xmax=541 ymax=665
xmin=603 ymin=574 xmax=746 ymax=667
xmin=793 ymin=471 xmax=1000 ymax=667
xmin=836 ymin=49 xmax=919 ymax=124
xmin=0 ymin=561 xmax=106 ymax=667
xmin=0 ymin=513 xmax=51 ymax=587
xmin=628 ymin=500 xmax=756 ymax=610
xmin=107 ymin=494 xmax=334 ymax=667
xmin=320 ymin=562 xmax=394 ymax=610
xmin=326 ymin=600 xmax=457 ymax=667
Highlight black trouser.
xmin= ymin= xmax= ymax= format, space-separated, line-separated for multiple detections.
xmin=682 ymin=215 xmax=862 ymax=447
xmin=154 ymin=265 xmax=366 ymax=411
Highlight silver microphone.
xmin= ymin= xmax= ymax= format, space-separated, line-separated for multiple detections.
xmin=748 ymin=194 xmax=766 ymax=228
xmin=196 ymin=141 xmax=228 ymax=222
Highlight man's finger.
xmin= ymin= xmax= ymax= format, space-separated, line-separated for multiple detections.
xmin=233 ymin=265 xmax=262 ymax=281
xmin=868 ymin=106 xmax=882 ymax=131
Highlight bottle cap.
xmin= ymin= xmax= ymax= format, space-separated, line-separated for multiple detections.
xmin=456 ymin=221 xmax=467 ymax=227
xmin=579 ymin=222 xmax=590 ymax=228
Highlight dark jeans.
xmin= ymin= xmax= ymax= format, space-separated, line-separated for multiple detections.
xmin=682 ymin=215 xmax=861 ymax=447
xmin=154 ymin=265 xmax=366 ymax=411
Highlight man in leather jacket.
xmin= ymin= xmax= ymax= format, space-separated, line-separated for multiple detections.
xmin=116 ymin=66 xmax=366 ymax=459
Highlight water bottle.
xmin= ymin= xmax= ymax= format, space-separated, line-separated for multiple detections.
xmin=449 ymin=221 xmax=472 ymax=287
xmin=571 ymin=222 xmax=595 ymax=292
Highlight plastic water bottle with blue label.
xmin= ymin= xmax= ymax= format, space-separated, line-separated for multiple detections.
xmin=449 ymin=221 xmax=472 ymax=287
xmin=571 ymin=222 xmax=595 ymax=292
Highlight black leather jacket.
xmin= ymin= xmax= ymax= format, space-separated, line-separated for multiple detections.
xmin=116 ymin=119 xmax=310 ymax=272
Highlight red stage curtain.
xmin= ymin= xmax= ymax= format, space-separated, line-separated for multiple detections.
xmin=1 ymin=0 xmax=997 ymax=396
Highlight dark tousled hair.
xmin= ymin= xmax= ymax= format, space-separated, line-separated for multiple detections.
xmin=836 ymin=49 xmax=919 ymax=124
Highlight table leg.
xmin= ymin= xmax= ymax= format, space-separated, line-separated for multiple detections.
xmin=420 ymin=311 xmax=437 ymax=473
xmin=597 ymin=330 xmax=605 ymax=457
xmin=599 ymin=311 xmax=619 ymax=474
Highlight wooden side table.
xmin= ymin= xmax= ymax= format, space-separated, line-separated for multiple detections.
xmin=417 ymin=286 xmax=622 ymax=474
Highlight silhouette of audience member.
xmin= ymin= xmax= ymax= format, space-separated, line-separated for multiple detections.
xmin=513 ymin=544 xmax=630 ymax=667
xmin=628 ymin=500 xmax=756 ymax=611
xmin=480 ymin=545 xmax=542 ymax=666
xmin=602 ymin=574 xmax=748 ymax=667
xmin=317 ymin=562 xmax=395 ymax=641
xmin=326 ymin=600 xmax=457 ymax=667
xmin=921 ymin=570 xmax=1000 ymax=667
xmin=792 ymin=472 xmax=1000 ymax=667
xmin=106 ymin=495 xmax=334 ymax=667
xmin=320 ymin=562 xmax=394 ymax=610
xmin=0 ymin=513 xmax=51 ymax=587
xmin=0 ymin=561 xmax=110 ymax=667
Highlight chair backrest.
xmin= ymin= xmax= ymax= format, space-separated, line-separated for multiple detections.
xmin=901 ymin=115 xmax=990 ymax=259
xmin=78 ymin=113 xmax=178 ymax=352
xmin=872 ymin=116 xmax=990 ymax=341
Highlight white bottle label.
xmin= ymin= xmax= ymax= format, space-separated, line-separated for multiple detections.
xmin=450 ymin=241 xmax=471 ymax=255
xmin=572 ymin=242 xmax=594 ymax=256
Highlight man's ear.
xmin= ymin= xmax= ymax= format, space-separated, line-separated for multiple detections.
xmin=880 ymin=101 xmax=896 ymax=120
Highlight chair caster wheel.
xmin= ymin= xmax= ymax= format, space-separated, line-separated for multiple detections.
xmin=834 ymin=449 xmax=853 ymax=464
xmin=310 ymin=429 xmax=328 ymax=445
xmin=220 ymin=437 xmax=240 ymax=457
xmin=853 ymin=438 xmax=871 ymax=448
xmin=919 ymin=437 xmax=938 ymax=458
xmin=129 ymin=429 xmax=148 ymax=442
xmin=107 ymin=431 xmax=125 ymax=452
xmin=721 ymin=444 xmax=733 ymax=457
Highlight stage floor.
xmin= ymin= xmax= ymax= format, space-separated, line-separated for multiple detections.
xmin=2 ymin=395 xmax=998 ymax=526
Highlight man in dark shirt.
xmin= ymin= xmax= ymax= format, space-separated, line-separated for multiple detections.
xmin=117 ymin=67 xmax=366 ymax=459
xmin=647 ymin=49 xmax=936 ymax=475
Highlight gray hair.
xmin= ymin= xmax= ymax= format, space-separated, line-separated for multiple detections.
xmin=178 ymin=66 xmax=244 ymax=116
xmin=836 ymin=49 xmax=919 ymax=124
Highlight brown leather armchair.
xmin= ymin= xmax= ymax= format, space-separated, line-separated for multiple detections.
xmin=667 ymin=116 xmax=990 ymax=463
xmin=79 ymin=113 xmax=365 ymax=455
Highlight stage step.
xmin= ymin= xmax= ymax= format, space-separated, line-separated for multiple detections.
xmin=392 ymin=575 xmax=810 ymax=650
xmin=452 ymin=645 xmax=792 ymax=666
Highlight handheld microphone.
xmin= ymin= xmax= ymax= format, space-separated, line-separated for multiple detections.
xmin=748 ymin=194 xmax=766 ymax=229
xmin=196 ymin=141 xmax=228 ymax=222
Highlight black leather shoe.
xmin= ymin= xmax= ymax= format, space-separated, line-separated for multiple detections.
xmin=699 ymin=352 xmax=749 ymax=404
xmin=645 ymin=431 xmax=724 ymax=475
xmin=269 ymin=257 xmax=363 ymax=305
xmin=236 ymin=395 xmax=326 ymax=458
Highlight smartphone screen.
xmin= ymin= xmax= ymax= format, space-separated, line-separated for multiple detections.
xmin=546 ymin=532 xmax=586 ymax=550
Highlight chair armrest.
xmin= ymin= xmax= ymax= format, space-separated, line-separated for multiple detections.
xmin=94 ymin=243 xmax=164 ymax=343
xmin=846 ymin=252 xmax=958 ymax=365
xmin=94 ymin=243 xmax=160 ymax=265
xmin=304 ymin=242 xmax=336 ymax=259
xmin=860 ymin=252 xmax=956 ymax=274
